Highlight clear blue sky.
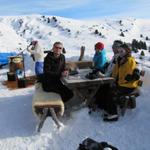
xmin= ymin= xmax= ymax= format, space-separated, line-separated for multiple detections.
xmin=0 ymin=0 xmax=149 ymax=19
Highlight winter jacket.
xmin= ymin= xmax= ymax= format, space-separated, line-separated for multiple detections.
xmin=43 ymin=51 xmax=65 ymax=85
xmin=27 ymin=43 xmax=45 ymax=62
xmin=42 ymin=52 xmax=73 ymax=101
xmin=105 ymin=54 xmax=119 ymax=77
xmin=112 ymin=56 xmax=139 ymax=88
xmin=93 ymin=49 xmax=107 ymax=72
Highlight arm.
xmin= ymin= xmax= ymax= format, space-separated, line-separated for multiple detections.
xmin=27 ymin=45 xmax=36 ymax=54
xmin=112 ymin=63 xmax=118 ymax=79
xmin=125 ymin=68 xmax=140 ymax=82
xmin=93 ymin=51 xmax=106 ymax=69
xmin=97 ymin=50 xmax=107 ymax=69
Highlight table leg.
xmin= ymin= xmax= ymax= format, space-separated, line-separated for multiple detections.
xmin=73 ymin=84 xmax=101 ymax=107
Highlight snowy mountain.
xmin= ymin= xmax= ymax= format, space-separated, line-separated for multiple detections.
xmin=0 ymin=15 xmax=150 ymax=57
xmin=0 ymin=15 xmax=150 ymax=150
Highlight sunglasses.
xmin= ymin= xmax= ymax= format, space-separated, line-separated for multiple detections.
xmin=54 ymin=46 xmax=63 ymax=49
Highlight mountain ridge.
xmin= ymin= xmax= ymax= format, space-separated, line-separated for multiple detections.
xmin=0 ymin=15 xmax=150 ymax=57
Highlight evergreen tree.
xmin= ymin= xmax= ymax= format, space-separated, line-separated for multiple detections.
xmin=47 ymin=17 xmax=50 ymax=23
xmin=148 ymin=46 xmax=150 ymax=52
xmin=146 ymin=36 xmax=149 ymax=40
xmin=133 ymin=48 xmax=138 ymax=53
xmin=140 ymin=50 xmax=145 ymax=56
xmin=94 ymin=29 xmax=99 ymax=34
xmin=120 ymin=32 xmax=124 ymax=37
xmin=143 ymin=42 xmax=147 ymax=50
xmin=52 ymin=16 xmax=57 ymax=22
xmin=132 ymin=39 xmax=138 ymax=49
xmin=119 ymin=20 xmax=122 ymax=25
xmin=138 ymin=41 xmax=143 ymax=49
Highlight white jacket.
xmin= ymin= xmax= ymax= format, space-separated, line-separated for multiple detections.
xmin=105 ymin=54 xmax=119 ymax=77
xmin=27 ymin=43 xmax=45 ymax=62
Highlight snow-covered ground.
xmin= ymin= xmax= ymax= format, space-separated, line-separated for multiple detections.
xmin=0 ymin=15 xmax=150 ymax=150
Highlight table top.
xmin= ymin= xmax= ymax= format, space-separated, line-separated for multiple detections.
xmin=62 ymin=69 xmax=114 ymax=88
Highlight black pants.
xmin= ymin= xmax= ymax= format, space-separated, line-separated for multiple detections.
xmin=95 ymin=84 xmax=135 ymax=115
xmin=95 ymin=84 xmax=110 ymax=110
xmin=42 ymin=78 xmax=73 ymax=103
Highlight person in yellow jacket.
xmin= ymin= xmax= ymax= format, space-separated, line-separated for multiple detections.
xmin=102 ymin=43 xmax=140 ymax=121
xmin=112 ymin=46 xmax=139 ymax=89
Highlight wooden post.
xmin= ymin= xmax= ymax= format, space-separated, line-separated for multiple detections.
xmin=21 ymin=52 xmax=26 ymax=79
xmin=78 ymin=46 xmax=85 ymax=61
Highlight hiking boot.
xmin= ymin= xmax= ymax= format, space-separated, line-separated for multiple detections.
xmin=127 ymin=97 xmax=136 ymax=109
xmin=102 ymin=111 xmax=110 ymax=117
xmin=103 ymin=114 xmax=118 ymax=122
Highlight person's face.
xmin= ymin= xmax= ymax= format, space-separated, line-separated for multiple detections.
xmin=53 ymin=44 xmax=63 ymax=57
xmin=112 ymin=44 xmax=120 ymax=54
xmin=94 ymin=46 xmax=99 ymax=53
xmin=112 ymin=47 xmax=119 ymax=54
xmin=118 ymin=47 xmax=126 ymax=58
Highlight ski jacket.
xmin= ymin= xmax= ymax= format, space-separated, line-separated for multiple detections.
xmin=44 ymin=51 xmax=65 ymax=81
xmin=93 ymin=49 xmax=107 ymax=72
xmin=27 ymin=43 xmax=45 ymax=62
xmin=105 ymin=54 xmax=119 ymax=77
xmin=112 ymin=56 xmax=139 ymax=88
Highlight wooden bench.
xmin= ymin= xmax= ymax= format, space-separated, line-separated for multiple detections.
xmin=32 ymin=83 xmax=64 ymax=132
xmin=119 ymin=88 xmax=140 ymax=116
xmin=118 ymin=69 xmax=145 ymax=116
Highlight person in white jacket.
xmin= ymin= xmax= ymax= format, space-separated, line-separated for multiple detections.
xmin=105 ymin=40 xmax=123 ymax=76
xmin=27 ymin=41 xmax=45 ymax=76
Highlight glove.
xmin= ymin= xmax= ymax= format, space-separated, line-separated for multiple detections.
xmin=91 ymin=68 xmax=99 ymax=74
xmin=125 ymin=68 xmax=140 ymax=82
xmin=85 ymin=72 xmax=99 ymax=80
xmin=125 ymin=74 xmax=133 ymax=82
xmin=133 ymin=68 xmax=140 ymax=80
xmin=85 ymin=73 xmax=94 ymax=80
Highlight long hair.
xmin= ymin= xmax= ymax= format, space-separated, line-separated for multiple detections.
xmin=118 ymin=43 xmax=132 ymax=65
xmin=120 ymin=43 xmax=131 ymax=57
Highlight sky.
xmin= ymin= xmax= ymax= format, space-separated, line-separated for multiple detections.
xmin=0 ymin=0 xmax=150 ymax=19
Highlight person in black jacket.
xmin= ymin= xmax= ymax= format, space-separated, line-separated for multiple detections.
xmin=42 ymin=41 xmax=73 ymax=103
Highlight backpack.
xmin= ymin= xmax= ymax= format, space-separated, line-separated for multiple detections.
xmin=77 ymin=138 xmax=118 ymax=150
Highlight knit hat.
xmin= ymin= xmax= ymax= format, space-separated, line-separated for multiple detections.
xmin=95 ymin=42 xmax=104 ymax=50
xmin=112 ymin=40 xmax=123 ymax=49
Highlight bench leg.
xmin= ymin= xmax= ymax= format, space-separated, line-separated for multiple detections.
xmin=49 ymin=108 xmax=62 ymax=129
xmin=120 ymin=98 xmax=129 ymax=116
xmin=128 ymin=96 xmax=136 ymax=109
xmin=37 ymin=108 xmax=48 ymax=132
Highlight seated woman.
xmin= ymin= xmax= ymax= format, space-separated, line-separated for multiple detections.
xmin=105 ymin=40 xmax=123 ymax=77
xmin=95 ymin=43 xmax=140 ymax=121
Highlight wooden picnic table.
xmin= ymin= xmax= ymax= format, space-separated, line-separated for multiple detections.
xmin=62 ymin=69 xmax=114 ymax=106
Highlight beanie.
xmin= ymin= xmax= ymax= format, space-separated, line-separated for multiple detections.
xmin=112 ymin=40 xmax=123 ymax=49
xmin=95 ymin=42 xmax=104 ymax=50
